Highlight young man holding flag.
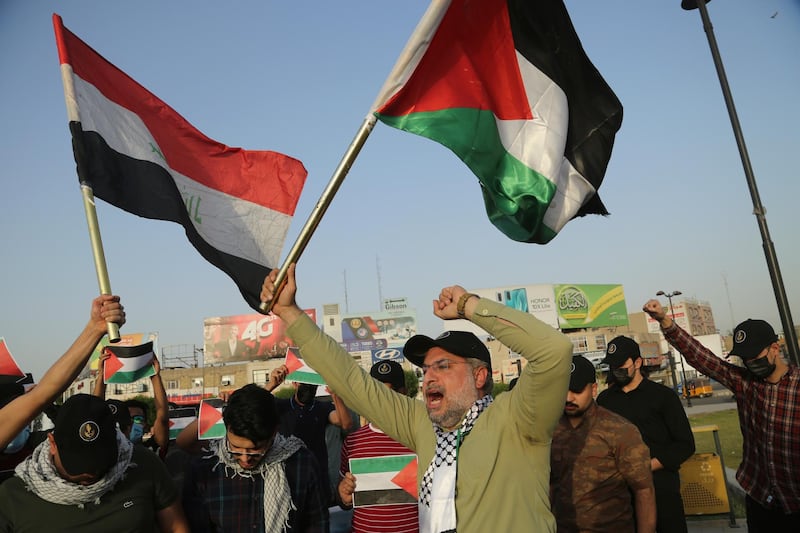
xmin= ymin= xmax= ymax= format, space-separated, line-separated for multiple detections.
xmin=262 ymin=264 xmax=573 ymax=532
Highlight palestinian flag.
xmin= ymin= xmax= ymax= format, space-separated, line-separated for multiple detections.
xmin=0 ymin=339 xmax=25 ymax=377
xmin=374 ymin=0 xmax=622 ymax=244
xmin=104 ymin=342 xmax=156 ymax=384
xmin=168 ymin=407 xmax=197 ymax=441
xmin=350 ymin=454 xmax=418 ymax=507
xmin=52 ymin=15 xmax=307 ymax=311
xmin=285 ymin=347 xmax=326 ymax=386
xmin=198 ymin=398 xmax=226 ymax=440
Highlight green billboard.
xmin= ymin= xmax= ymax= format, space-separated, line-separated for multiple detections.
xmin=553 ymin=284 xmax=629 ymax=329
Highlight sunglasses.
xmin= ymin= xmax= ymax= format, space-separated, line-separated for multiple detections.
xmin=131 ymin=415 xmax=145 ymax=424
xmin=225 ymin=443 xmax=268 ymax=459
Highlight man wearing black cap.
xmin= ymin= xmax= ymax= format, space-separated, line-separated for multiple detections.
xmin=0 ymin=393 xmax=188 ymax=531
xmin=261 ymin=264 xmax=573 ymax=533
xmin=596 ymin=336 xmax=695 ymax=533
xmin=550 ymin=355 xmax=655 ymax=533
xmin=338 ymin=360 xmax=418 ymax=533
xmin=644 ymin=299 xmax=800 ymax=532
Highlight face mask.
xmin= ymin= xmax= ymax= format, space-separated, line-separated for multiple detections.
xmin=745 ymin=356 xmax=776 ymax=380
xmin=611 ymin=366 xmax=633 ymax=387
xmin=129 ymin=422 xmax=144 ymax=443
xmin=3 ymin=426 xmax=30 ymax=454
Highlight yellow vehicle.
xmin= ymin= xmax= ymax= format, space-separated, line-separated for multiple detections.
xmin=682 ymin=377 xmax=713 ymax=399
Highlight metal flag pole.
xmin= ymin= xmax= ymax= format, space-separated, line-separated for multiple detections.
xmin=55 ymin=15 xmax=119 ymax=342
xmin=258 ymin=0 xmax=450 ymax=313
xmin=681 ymin=0 xmax=798 ymax=364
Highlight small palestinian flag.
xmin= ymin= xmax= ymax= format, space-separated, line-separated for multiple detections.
xmin=198 ymin=398 xmax=226 ymax=440
xmin=104 ymin=342 xmax=156 ymax=384
xmin=168 ymin=407 xmax=197 ymax=441
xmin=350 ymin=454 xmax=418 ymax=507
xmin=0 ymin=338 xmax=25 ymax=377
xmin=285 ymin=347 xmax=326 ymax=386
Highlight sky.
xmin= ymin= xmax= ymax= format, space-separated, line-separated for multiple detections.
xmin=1 ymin=0 xmax=798 ymax=380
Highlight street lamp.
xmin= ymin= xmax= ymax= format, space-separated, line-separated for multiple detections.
xmin=657 ymin=290 xmax=692 ymax=407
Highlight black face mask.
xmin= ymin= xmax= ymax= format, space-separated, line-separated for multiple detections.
xmin=611 ymin=366 xmax=633 ymax=387
xmin=745 ymin=356 xmax=776 ymax=380
xmin=296 ymin=385 xmax=317 ymax=405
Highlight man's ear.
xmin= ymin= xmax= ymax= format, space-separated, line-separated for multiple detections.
xmin=474 ymin=366 xmax=489 ymax=389
xmin=47 ymin=432 xmax=57 ymax=453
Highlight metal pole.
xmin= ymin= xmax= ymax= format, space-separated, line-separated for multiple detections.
xmin=682 ymin=0 xmax=799 ymax=364
xmin=667 ymin=294 xmax=692 ymax=407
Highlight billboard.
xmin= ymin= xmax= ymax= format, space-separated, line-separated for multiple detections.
xmin=203 ymin=310 xmax=316 ymax=365
xmin=340 ymin=310 xmax=417 ymax=349
xmin=553 ymin=284 xmax=628 ymax=329
xmin=442 ymin=284 xmax=559 ymax=335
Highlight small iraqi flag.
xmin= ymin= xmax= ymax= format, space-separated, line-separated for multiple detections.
xmin=104 ymin=342 xmax=156 ymax=384
xmin=285 ymin=347 xmax=326 ymax=386
xmin=168 ymin=407 xmax=197 ymax=441
xmin=0 ymin=338 xmax=25 ymax=377
xmin=198 ymin=398 xmax=226 ymax=440
xmin=350 ymin=454 xmax=418 ymax=508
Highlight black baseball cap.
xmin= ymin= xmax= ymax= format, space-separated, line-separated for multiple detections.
xmin=569 ymin=355 xmax=597 ymax=392
xmin=602 ymin=336 xmax=641 ymax=369
xmin=730 ymin=319 xmax=778 ymax=360
xmin=370 ymin=360 xmax=406 ymax=391
xmin=403 ymin=331 xmax=492 ymax=371
xmin=54 ymin=394 xmax=118 ymax=477
xmin=106 ymin=399 xmax=132 ymax=431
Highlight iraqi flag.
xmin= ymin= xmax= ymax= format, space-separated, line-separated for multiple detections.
xmin=350 ymin=454 xmax=418 ymax=507
xmin=198 ymin=398 xmax=226 ymax=440
xmin=52 ymin=15 xmax=307 ymax=312
xmin=374 ymin=0 xmax=623 ymax=244
xmin=0 ymin=339 xmax=25 ymax=378
xmin=285 ymin=347 xmax=326 ymax=386
xmin=104 ymin=342 xmax=156 ymax=384
xmin=168 ymin=407 xmax=198 ymax=441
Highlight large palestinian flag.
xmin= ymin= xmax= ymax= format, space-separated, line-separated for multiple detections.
xmin=52 ymin=15 xmax=307 ymax=311
xmin=374 ymin=0 xmax=623 ymax=244
xmin=104 ymin=342 xmax=156 ymax=384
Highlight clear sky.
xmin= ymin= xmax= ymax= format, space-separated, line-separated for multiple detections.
xmin=1 ymin=1 xmax=798 ymax=380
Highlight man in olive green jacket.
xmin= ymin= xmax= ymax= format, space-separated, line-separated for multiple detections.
xmin=262 ymin=265 xmax=572 ymax=533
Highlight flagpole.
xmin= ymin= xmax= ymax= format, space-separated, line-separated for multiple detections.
xmin=681 ymin=0 xmax=799 ymax=364
xmin=259 ymin=0 xmax=451 ymax=313
xmin=55 ymin=15 xmax=120 ymax=342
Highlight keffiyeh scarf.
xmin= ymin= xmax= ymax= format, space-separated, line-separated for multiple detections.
xmin=419 ymin=395 xmax=493 ymax=533
xmin=15 ymin=429 xmax=134 ymax=507
xmin=206 ymin=434 xmax=304 ymax=533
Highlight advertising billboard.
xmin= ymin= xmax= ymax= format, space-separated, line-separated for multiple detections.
xmin=203 ymin=310 xmax=316 ymax=365
xmin=553 ymin=284 xmax=629 ymax=329
xmin=340 ymin=311 xmax=417 ymax=349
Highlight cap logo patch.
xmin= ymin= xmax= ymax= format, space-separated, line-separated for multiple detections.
xmin=735 ymin=330 xmax=746 ymax=344
xmin=79 ymin=421 xmax=100 ymax=442
xmin=608 ymin=344 xmax=617 ymax=354
xmin=436 ymin=332 xmax=452 ymax=340
xmin=377 ymin=362 xmax=391 ymax=375
xmin=570 ymin=362 xmax=576 ymax=374
xmin=108 ymin=404 xmax=118 ymax=415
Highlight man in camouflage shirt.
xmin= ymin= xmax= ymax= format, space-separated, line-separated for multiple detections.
xmin=550 ymin=355 xmax=656 ymax=533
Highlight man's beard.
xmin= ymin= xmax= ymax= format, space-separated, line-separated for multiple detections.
xmin=564 ymin=402 xmax=589 ymax=418
xmin=427 ymin=374 xmax=479 ymax=429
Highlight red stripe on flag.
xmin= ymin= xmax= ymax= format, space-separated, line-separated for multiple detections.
xmin=378 ymin=0 xmax=531 ymax=120
xmin=391 ymin=457 xmax=419 ymax=499
xmin=0 ymin=340 xmax=24 ymax=377
xmin=198 ymin=401 xmax=223 ymax=436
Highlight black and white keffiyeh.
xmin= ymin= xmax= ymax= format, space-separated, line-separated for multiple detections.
xmin=205 ymin=434 xmax=305 ymax=533
xmin=15 ymin=429 xmax=134 ymax=507
xmin=419 ymin=395 xmax=493 ymax=533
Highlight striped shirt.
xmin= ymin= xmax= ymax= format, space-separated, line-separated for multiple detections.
xmin=340 ymin=424 xmax=419 ymax=533
xmin=665 ymin=322 xmax=800 ymax=512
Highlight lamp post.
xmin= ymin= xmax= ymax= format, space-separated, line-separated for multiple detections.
xmin=657 ymin=290 xmax=692 ymax=407
xmin=681 ymin=0 xmax=799 ymax=365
